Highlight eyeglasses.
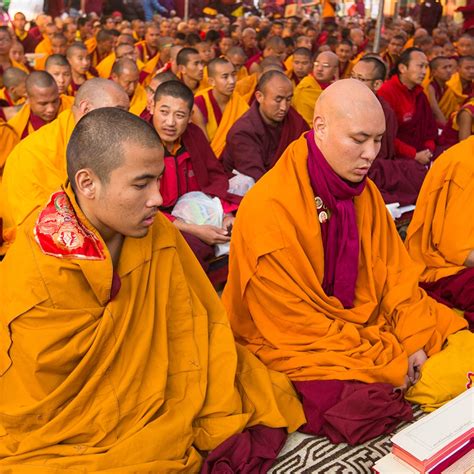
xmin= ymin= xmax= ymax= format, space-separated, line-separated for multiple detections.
xmin=314 ymin=61 xmax=334 ymax=68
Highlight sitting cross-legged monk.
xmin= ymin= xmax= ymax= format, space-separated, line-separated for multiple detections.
xmin=222 ymin=79 xmax=468 ymax=445
xmin=405 ymin=136 xmax=474 ymax=330
xmin=152 ymin=80 xmax=241 ymax=273
xmin=0 ymin=108 xmax=305 ymax=472
xmin=223 ymin=70 xmax=308 ymax=184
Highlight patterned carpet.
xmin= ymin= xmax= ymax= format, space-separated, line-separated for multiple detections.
xmin=270 ymin=406 xmax=425 ymax=474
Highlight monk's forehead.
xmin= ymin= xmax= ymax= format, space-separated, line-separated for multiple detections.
xmin=29 ymin=85 xmax=58 ymax=97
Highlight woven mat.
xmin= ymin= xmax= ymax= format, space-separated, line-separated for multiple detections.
xmin=270 ymin=406 xmax=425 ymax=474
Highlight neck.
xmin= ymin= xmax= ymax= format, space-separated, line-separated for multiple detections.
xmin=146 ymin=43 xmax=157 ymax=55
xmin=258 ymin=104 xmax=280 ymax=127
xmin=433 ymin=76 xmax=446 ymax=88
xmin=212 ymin=89 xmax=231 ymax=110
xmin=72 ymin=70 xmax=86 ymax=84
xmin=162 ymin=139 xmax=175 ymax=152
xmin=183 ymin=75 xmax=199 ymax=91
xmin=399 ymin=75 xmax=415 ymax=90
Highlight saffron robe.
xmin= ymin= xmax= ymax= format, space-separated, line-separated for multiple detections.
xmin=425 ymin=79 xmax=466 ymax=120
xmin=378 ymin=74 xmax=437 ymax=159
xmin=7 ymin=95 xmax=74 ymax=139
xmin=368 ymin=96 xmax=428 ymax=206
xmin=128 ymin=83 xmax=148 ymax=116
xmin=291 ymin=74 xmax=324 ymax=126
xmin=405 ymin=136 xmax=474 ymax=283
xmin=235 ymin=72 xmax=258 ymax=104
xmin=194 ymin=88 xmax=249 ymax=158
xmin=222 ymin=101 xmax=309 ymax=181
xmin=0 ymin=88 xmax=25 ymax=106
xmin=447 ymin=72 xmax=473 ymax=100
xmin=135 ymin=40 xmax=159 ymax=64
xmin=222 ymin=133 xmax=466 ymax=387
xmin=0 ymin=186 xmax=305 ymax=471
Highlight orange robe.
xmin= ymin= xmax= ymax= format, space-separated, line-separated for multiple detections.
xmin=292 ymin=74 xmax=323 ymax=126
xmin=222 ymin=134 xmax=466 ymax=388
xmin=7 ymin=95 xmax=74 ymax=139
xmin=97 ymin=53 xmax=145 ymax=79
xmin=405 ymin=136 xmax=474 ymax=283
xmin=128 ymin=83 xmax=148 ymax=116
xmin=235 ymin=72 xmax=258 ymax=104
xmin=0 ymin=88 xmax=25 ymax=106
xmin=194 ymin=88 xmax=249 ymax=158
xmin=425 ymin=80 xmax=465 ymax=119
xmin=0 ymin=186 xmax=305 ymax=471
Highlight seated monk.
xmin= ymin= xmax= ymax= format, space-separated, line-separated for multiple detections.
xmin=292 ymin=50 xmax=339 ymax=126
xmin=352 ymin=56 xmax=428 ymax=206
xmin=111 ymin=58 xmax=147 ymax=116
xmin=1 ymin=78 xmax=129 ymax=251
xmin=86 ymin=28 xmax=116 ymax=68
xmin=235 ymin=56 xmax=283 ymax=104
xmin=456 ymin=33 xmax=474 ymax=57
xmin=445 ymin=56 xmax=473 ymax=106
xmin=8 ymin=71 xmax=73 ymax=139
xmin=141 ymin=70 xmax=177 ymax=122
xmin=135 ymin=23 xmax=160 ymax=64
xmin=225 ymin=46 xmax=248 ymax=81
xmin=152 ymin=80 xmax=240 ymax=272
xmin=425 ymin=56 xmax=463 ymax=127
xmin=378 ymin=48 xmax=438 ymax=164
xmin=0 ymin=108 xmax=304 ymax=471
xmin=286 ymin=47 xmax=313 ymax=87
xmin=138 ymin=37 xmax=174 ymax=85
xmin=176 ymin=47 xmax=205 ymax=94
xmin=405 ymin=137 xmax=474 ymax=329
xmin=45 ymin=54 xmax=72 ymax=96
xmin=246 ymin=35 xmax=287 ymax=75
xmin=96 ymin=40 xmax=145 ymax=79
xmin=223 ymin=70 xmax=308 ymax=184
xmin=283 ymin=35 xmax=312 ymax=71
xmin=222 ymin=79 xmax=467 ymax=445
xmin=0 ymin=27 xmax=29 ymax=85
xmin=336 ymin=39 xmax=354 ymax=79
xmin=193 ymin=57 xmax=249 ymax=158
xmin=0 ymin=67 xmax=27 ymax=107
xmin=439 ymin=97 xmax=474 ymax=147
xmin=381 ymin=34 xmax=405 ymax=75
xmin=34 ymin=32 xmax=68 ymax=71
xmin=66 ymin=43 xmax=96 ymax=96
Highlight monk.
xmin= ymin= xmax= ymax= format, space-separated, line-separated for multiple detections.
xmin=1 ymin=78 xmax=129 ymax=252
xmin=425 ymin=56 xmax=461 ymax=127
xmin=34 ymin=22 xmax=57 ymax=57
xmin=223 ymin=70 xmax=308 ymax=183
xmin=111 ymin=58 xmax=147 ymax=116
xmin=292 ymin=50 xmax=339 ymax=126
xmin=136 ymin=22 xmax=161 ymax=64
xmin=352 ymin=56 xmax=428 ymax=206
xmin=405 ymin=137 xmax=474 ymax=329
xmin=86 ymin=28 xmax=116 ymax=67
xmin=0 ymin=107 xmax=304 ymax=471
xmin=97 ymin=41 xmax=144 ymax=79
xmin=176 ymin=47 xmax=204 ymax=93
xmin=287 ymin=47 xmax=313 ymax=86
xmin=240 ymin=27 xmax=259 ymax=61
xmin=223 ymin=79 xmax=467 ymax=445
xmin=152 ymin=80 xmax=241 ymax=272
xmin=336 ymin=39 xmax=354 ymax=78
xmin=456 ymin=33 xmax=474 ymax=57
xmin=45 ymin=54 xmax=72 ymax=96
xmin=0 ymin=67 xmax=27 ymax=107
xmin=0 ymin=27 xmax=29 ymax=87
xmin=283 ymin=35 xmax=312 ymax=71
xmin=246 ymin=35 xmax=286 ymax=75
xmin=225 ymin=46 xmax=248 ymax=81
xmin=34 ymin=33 xmax=68 ymax=70
xmin=193 ymin=57 xmax=249 ymax=158
xmin=141 ymin=70 xmax=177 ymax=122
xmin=378 ymin=48 xmax=437 ymax=163
xmin=8 ymin=71 xmax=73 ymax=139
xmin=446 ymin=55 xmax=474 ymax=100
xmin=66 ymin=43 xmax=95 ymax=95
xmin=381 ymin=34 xmax=405 ymax=72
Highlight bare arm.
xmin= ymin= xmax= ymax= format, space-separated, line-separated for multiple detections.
xmin=191 ymin=106 xmax=209 ymax=141
xmin=427 ymin=84 xmax=447 ymax=126
xmin=456 ymin=109 xmax=473 ymax=142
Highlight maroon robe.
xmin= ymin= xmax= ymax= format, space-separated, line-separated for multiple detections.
xmin=368 ymin=96 xmax=428 ymax=206
xmin=222 ymin=101 xmax=309 ymax=181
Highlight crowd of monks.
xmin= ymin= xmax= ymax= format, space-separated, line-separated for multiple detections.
xmin=0 ymin=7 xmax=473 ymax=472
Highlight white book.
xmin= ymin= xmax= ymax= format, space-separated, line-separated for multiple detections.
xmin=373 ymin=453 xmax=419 ymax=473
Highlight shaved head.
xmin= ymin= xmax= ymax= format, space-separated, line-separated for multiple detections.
xmin=111 ymin=57 xmax=139 ymax=76
xmin=25 ymin=71 xmax=57 ymax=95
xmin=313 ymin=79 xmax=385 ymax=182
xmin=2 ymin=67 xmax=27 ymax=88
xmin=314 ymin=51 xmax=339 ymax=82
xmin=25 ymin=71 xmax=60 ymax=122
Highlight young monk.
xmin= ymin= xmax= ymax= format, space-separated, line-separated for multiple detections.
xmin=287 ymin=47 xmax=313 ymax=86
xmin=225 ymin=46 xmax=248 ymax=81
xmin=0 ymin=67 xmax=27 ymax=107
xmin=176 ymin=47 xmax=205 ymax=93
xmin=152 ymin=80 xmax=240 ymax=272
xmin=223 ymin=70 xmax=308 ymax=183
xmin=223 ymin=79 xmax=467 ymax=446
xmin=86 ymin=28 xmax=116 ymax=67
xmin=1 ymin=79 xmax=129 ymax=248
xmin=141 ymin=70 xmax=177 ymax=122
xmin=135 ymin=22 xmax=161 ymax=64
xmin=246 ymin=35 xmax=286 ymax=75
xmin=45 ymin=54 xmax=72 ymax=96
xmin=110 ymin=58 xmax=147 ymax=115
xmin=378 ymin=48 xmax=437 ymax=164
xmin=405 ymin=136 xmax=474 ymax=329
xmin=381 ymin=34 xmax=405 ymax=72
xmin=8 ymin=71 xmax=73 ymax=139
xmin=292 ymin=50 xmax=339 ymax=126
xmin=446 ymin=55 xmax=474 ymax=100
xmin=0 ymin=108 xmax=304 ymax=471
xmin=35 ymin=33 xmax=68 ymax=70
xmin=336 ymin=39 xmax=354 ymax=79
xmin=193 ymin=57 xmax=249 ymax=158
xmin=66 ymin=43 xmax=95 ymax=96
xmin=0 ymin=27 xmax=29 ymax=86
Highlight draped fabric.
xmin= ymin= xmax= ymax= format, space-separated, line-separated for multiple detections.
xmin=292 ymin=74 xmax=324 ymax=126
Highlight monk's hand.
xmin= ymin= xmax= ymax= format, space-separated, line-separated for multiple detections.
xmin=407 ymin=349 xmax=428 ymax=386
xmin=222 ymin=215 xmax=235 ymax=233
xmin=414 ymin=149 xmax=432 ymax=165
xmin=195 ymin=225 xmax=231 ymax=245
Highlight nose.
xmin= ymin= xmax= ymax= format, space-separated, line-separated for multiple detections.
xmin=362 ymin=140 xmax=381 ymax=162
xmin=147 ymin=180 xmax=163 ymax=208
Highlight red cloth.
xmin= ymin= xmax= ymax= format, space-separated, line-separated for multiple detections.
xmin=200 ymin=425 xmax=287 ymax=474
xmin=293 ymin=380 xmax=413 ymax=445
xmin=378 ymin=74 xmax=437 ymax=159
xmin=368 ymin=96 xmax=427 ymax=206
xmin=306 ymin=130 xmax=366 ymax=309
xmin=421 ymin=267 xmax=474 ymax=331
xmin=244 ymin=52 xmax=263 ymax=71
xmin=222 ymin=101 xmax=309 ymax=181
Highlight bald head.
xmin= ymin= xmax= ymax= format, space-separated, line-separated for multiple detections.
xmin=25 ymin=71 xmax=60 ymax=122
xmin=313 ymin=51 xmax=338 ymax=83
xmin=111 ymin=58 xmax=140 ymax=98
xmin=313 ymin=79 xmax=385 ymax=183
xmin=25 ymin=71 xmax=57 ymax=95
xmin=73 ymin=78 xmax=130 ymax=121
xmin=2 ymin=67 xmax=27 ymax=89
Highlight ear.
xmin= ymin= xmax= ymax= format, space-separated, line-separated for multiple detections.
xmin=207 ymin=76 xmax=216 ymax=87
xmin=313 ymin=114 xmax=326 ymax=140
xmin=110 ymin=73 xmax=118 ymax=82
xmin=373 ymin=79 xmax=383 ymax=92
xmin=398 ymin=63 xmax=407 ymax=75
xmin=75 ymin=168 xmax=98 ymax=200
xmin=255 ymin=90 xmax=264 ymax=104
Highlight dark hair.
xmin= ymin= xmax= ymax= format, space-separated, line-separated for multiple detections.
xmin=176 ymin=47 xmax=199 ymax=66
xmin=359 ymin=55 xmax=387 ymax=80
xmin=153 ymin=80 xmax=194 ymax=111
xmin=390 ymin=47 xmax=423 ymax=78
xmin=256 ymin=69 xmax=291 ymax=93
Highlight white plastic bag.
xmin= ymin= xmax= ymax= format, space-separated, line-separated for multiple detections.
xmin=228 ymin=170 xmax=255 ymax=197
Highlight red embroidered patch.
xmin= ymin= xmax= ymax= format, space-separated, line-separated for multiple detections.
xmin=467 ymin=372 xmax=473 ymax=390
xmin=34 ymin=191 xmax=105 ymax=260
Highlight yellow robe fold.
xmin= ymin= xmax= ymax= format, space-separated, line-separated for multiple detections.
xmin=97 ymin=53 xmax=145 ymax=79
xmin=292 ymin=74 xmax=323 ymax=126
xmin=0 ymin=88 xmax=25 ymax=106
xmin=129 ymin=83 xmax=148 ymax=116
xmin=446 ymin=72 xmax=469 ymax=101
xmin=424 ymin=80 xmax=466 ymax=119
xmin=222 ymin=134 xmax=466 ymax=387
xmin=7 ymin=95 xmax=74 ymax=138
xmin=0 ymin=186 xmax=305 ymax=471
xmin=235 ymin=72 xmax=258 ymax=104
xmin=405 ymin=136 xmax=474 ymax=283
xmin=194 ymin=88 xmax=249 ymax=158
